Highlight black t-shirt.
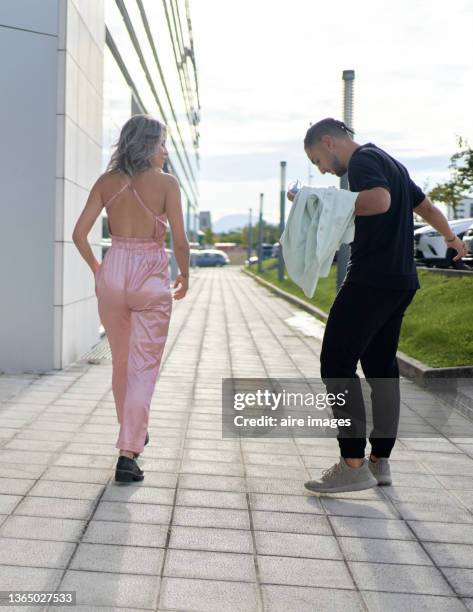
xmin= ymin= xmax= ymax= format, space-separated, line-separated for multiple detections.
xmin=345 ymin=142 xmax=426 ymax=290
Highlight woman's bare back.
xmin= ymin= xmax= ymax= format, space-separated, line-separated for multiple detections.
xmin=101 ymin=168 xmax=170 ymax=239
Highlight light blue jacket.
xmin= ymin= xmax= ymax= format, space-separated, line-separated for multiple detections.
xmin=279 ymin=186 xmax=358 ymax=298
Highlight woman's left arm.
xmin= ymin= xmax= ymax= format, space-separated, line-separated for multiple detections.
xmin=72 ymin=176 xmax=104 ymax=274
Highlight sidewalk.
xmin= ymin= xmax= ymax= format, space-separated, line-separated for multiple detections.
xmin=1 ymin=265 xmax=473 ymax=611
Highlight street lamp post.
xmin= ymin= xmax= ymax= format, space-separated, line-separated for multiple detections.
xmin=257 ymin=193 xmax=264 ymax=273
xmin=278 ymin=161 xmax=287 ymax=281
xmin=247 ymin=208 xmax=253 ymax=263
xmin=337 ymin=69 xmax=355 ymax=290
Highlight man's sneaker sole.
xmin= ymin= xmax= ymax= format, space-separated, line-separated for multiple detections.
xmin=367 ymin=459 xmax=392 ymax=486
xmin=115 ymin=468 xmax=144 ymax=482
xmin=374 ymin=475 xmax=392 ymax=486
xmin=304 ymin=477 xmax=377 ymax=494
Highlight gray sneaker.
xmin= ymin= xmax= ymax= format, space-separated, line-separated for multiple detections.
xmin=304 ymin=457 xmax=378 ymax=494
xmin=367 ymin=456 xmax=392 ymax=486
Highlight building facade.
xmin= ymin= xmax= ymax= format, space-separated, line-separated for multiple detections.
xmin=199 ymin=211 xmax=212 ymax=231
xmin=0 ymin=0 xmax=200 ymax=373
xmin=447 ymin=197 xmax=473 ymax=220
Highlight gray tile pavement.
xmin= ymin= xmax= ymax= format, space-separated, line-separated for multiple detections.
xmin=0 ymin=266 xmax=472 ymax=610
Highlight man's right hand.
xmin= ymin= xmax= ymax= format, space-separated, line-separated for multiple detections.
xmin=446 ymin=235 xmax=469 ymax=261
xmin=287 ymin=191 xmax=296 ymax=202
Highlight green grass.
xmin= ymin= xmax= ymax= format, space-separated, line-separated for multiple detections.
xmin=250 ymin=259 xmax=473 ymax=368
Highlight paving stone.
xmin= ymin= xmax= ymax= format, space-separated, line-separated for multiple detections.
xmin=329 ymin=515 xmax=415 ymax=540
xmin=258 ymin=555 xmax=354 ymax=589
xmin=183 ymin=449 xmax=242 ymax=463
xmin=42 ymin=466 xmax=112 ymax=484
xmin=0 ymin=463 xmax=46 ymax=479
xmin=159 ymin=576 xmax=260 ymax=612
xmin=180 ymin=459 xmax=244 ymax=477
xmin=245 ymin=476 xmax=306 ymax=495
xmin=70 ymin=542 xmax=164 ymax=575
xmin=394 ymin=502 xmax=473 ymax=523
xmin=27 ymin=480 xmax=104 ymax=500
xmin=338 ymin=536 xmax=432 ymax=565
xmin=59 ymin=570 xmax=159 ymax=608
xmin=0 ymin=494 xmax=22 ymax=514
xmin=436 ymin=475 xmax=473 ymax=490
xmin=13 ymin=496 xmax=95 ymax=520
xmin=164 ymin=548 xmax=256 ymax=582
xmin=0 ymin=564 xmax=62 ymax=591
xmin=441 ymin=568 xmax=473 ymax=597
xmin=102 ymin=484 xmax=174 ymax=505
xmin=253 ymin=510 xmax=332 ymax=537
xmin=0 ymin=450 xmax=54 ymax=464
xmin=348 ymin=561 xmax=454 ymax=595
xmin=176 ymin=488 xmax=247 ymax=509
xmin=169 ymin=525 xmax=253 ymax=553
xmin=320 ymin=497 xmax=400 ymax=519
xmin=408 ymin=521 xmax=473 ymax=544
xmin=0 ymin=478 xmax=35 ymax=496
xmin=0 ymin=537 xmax=75 ymax=568
xmin=255 ymin=531 xmax=342 ymax=560
xmin=249 ymin=492 xmax=324 ymax=514
xmin=361 ymin=591 xmax=468 ymax=612
xmin=83 ymin=520 xmax=168 ymax=548
xmin=424 ymin=542 xmax=473 ymax=568
xmin=0 ymin=515 xmax=85 ymax=542
xmin=93 ymin=501 xmax=172 ymax=526
xmin=382 ymin=486 xmax=461 ymax=505
xmin=4 ymin=438 xmax=65 ymax=452
xmin=244 ymin=464 xmax=307 ymax=479
xmin=179 ymin=473 xmax=246 ymax=492
xmin=53 ymin=454 xmax=115 ymax=469
xmin=261 ymin=584 xmax=365 ymax=612
xmin=172 ymin=506 xmax=250 ymax=530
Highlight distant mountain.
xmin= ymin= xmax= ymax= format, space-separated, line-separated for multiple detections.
xmin=212 ymin=214 xmax=249 ymax=233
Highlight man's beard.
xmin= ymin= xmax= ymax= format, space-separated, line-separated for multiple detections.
xmin=330 ymin=153 xmax=347 ymax=177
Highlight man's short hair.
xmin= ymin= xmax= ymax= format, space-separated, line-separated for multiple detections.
xmin=304 ymin=118 xmax=354 ymax=148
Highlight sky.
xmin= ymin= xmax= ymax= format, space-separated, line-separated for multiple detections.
xmin=190 ymin=0 xmax=473 ymax=226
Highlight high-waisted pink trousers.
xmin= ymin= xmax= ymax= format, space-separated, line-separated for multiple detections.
xmin=95 ymin=235 xmax=172 ymax=453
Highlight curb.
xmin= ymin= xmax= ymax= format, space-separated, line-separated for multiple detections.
xmin=242 ymin=267 xmax=473 ymax=386
xmin=416 ymin=266 xmax=473 ymax=277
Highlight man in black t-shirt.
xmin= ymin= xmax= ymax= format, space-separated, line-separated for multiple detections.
xmin=289 ymin=118 xmax=468 ymax=494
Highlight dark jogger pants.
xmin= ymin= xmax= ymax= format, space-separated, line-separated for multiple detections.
xmin=320 ymin=281 xmax=417 ymax=458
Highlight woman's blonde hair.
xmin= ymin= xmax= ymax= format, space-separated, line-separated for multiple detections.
xmin=106 ymin=114 xmax=167 ymax=176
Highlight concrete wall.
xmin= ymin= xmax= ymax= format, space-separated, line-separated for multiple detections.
xmin=56 ymin=0 xmax=104 ymax=370
xmin=0 ymin=0 xmax=104 ymax=373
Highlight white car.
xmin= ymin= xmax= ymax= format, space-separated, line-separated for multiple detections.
xmin=463 ymin=222 xmax=473 ymax=264
xmin=414 ymin=217 xmax=473 ymax=268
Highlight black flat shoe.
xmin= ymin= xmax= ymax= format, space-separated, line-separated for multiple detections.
xmin=115 ymin=456 xmax=144 ymax=482
xmin=133 ymin=431 xmax=149 ymax=460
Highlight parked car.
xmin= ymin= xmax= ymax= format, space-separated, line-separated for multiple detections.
xmin=245 ymin=255 xmax=259 ymax=266
xmin=462 ymin=221 xmax=473 ymax=264
xmin=413 ymin=222 xmax=427 ymax=232
xmin=414 ymin=217 xmax=473 ymax=268
xmin=194 ymin=249 xmax=230 ymax=267
xmin=259 ymin=243 xmax=274 ymax=260
xmin=272 ymin=242 xmax=280 ymax=258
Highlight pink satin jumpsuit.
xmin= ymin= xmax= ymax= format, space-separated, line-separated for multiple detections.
xmin=95 ymin=177 xmax=172 ymax=454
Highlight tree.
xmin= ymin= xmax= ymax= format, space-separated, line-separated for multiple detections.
xmin=204 ymin=227 xmax=214 ymax=245
xmin=449 ymin=136 xmax=473 ymax=194
xmin=428 ymin=180 xmax=465 ymax=219
xmin=427 ymin=136 xmax=472 ymax=219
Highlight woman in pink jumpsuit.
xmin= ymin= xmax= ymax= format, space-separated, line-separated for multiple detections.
xmin=72 ymin=115 xmax=190 ymax=483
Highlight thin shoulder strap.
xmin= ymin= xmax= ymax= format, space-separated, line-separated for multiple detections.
xmin=128 ymin=180 xmax=158 ymax=219
xmin=103 ymin=181 xmax=130 ymax=208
